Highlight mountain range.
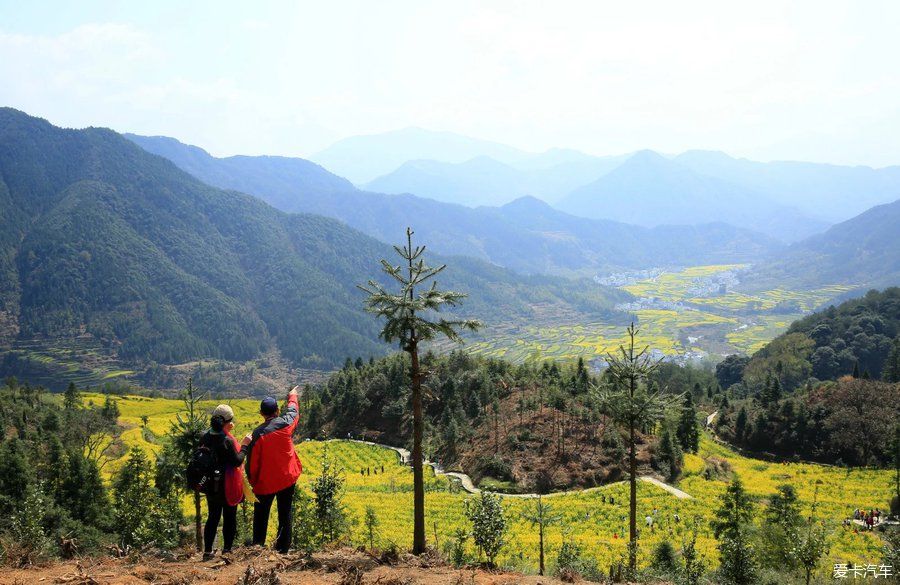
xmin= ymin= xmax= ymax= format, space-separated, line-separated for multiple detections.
xmin=134 ymin=129 xmax=900 ymax=297
xmin=364 ymin=152 xmax=627 ymax=207
xmin=557 ymin=150 xmax=829 ymax=241
xmin=0 ymin=108 xmax=628 ymax=371
xmin=309 ymin=127 xmax=532 ymax=185
xmin=127 ymin=134 xmax=782 ymax=277
xmin=312 ymin=128 xmax=900 ymax=243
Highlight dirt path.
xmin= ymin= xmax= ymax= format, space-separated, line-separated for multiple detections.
xmin=1 ymin=548 xmax=575 ymax=585
xmin=351 ymin=439 xmax=693 ymax=500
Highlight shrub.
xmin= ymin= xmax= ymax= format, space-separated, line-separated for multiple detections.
xmin=465 ymin=491 xmax=506 ymax=567
xmin=651 ymin=540 xmax=678 ymax=576
xmin=555 ymin=540 xmax=602 ymax=582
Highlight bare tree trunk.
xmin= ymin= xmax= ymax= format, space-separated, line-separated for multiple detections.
xmin=627 ymin=333 xmax=638 ymax=575
xmin=410 ymin=341 xmax=426 ymax=555
xmin=538 ymin=522 xmax=545 ymax=575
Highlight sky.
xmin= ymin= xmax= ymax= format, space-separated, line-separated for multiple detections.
xmin=1 ymin=0 xmax=899 ymax=166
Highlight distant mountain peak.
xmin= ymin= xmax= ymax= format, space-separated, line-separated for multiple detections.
xmin=501 ymin=195 xmax=552 ymax=211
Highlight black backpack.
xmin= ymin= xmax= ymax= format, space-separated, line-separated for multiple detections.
xmin=186 ymin=442 xmax=222 ymax=494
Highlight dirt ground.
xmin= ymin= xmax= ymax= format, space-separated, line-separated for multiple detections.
xmin=0 ymin=547 xmax=580 ymax=585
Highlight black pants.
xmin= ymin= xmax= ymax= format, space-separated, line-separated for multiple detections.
xmin=253 ymin=484 xmax=294 ymax=553
xmin=204 ymin=494 xmax=237 ymax=553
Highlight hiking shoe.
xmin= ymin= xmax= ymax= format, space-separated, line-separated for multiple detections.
xmin=202 ymin=551 xmax=216 ymax=561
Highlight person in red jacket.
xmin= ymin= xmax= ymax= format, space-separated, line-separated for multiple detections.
xmin=244 ymin=386 xmax=303 ymax=553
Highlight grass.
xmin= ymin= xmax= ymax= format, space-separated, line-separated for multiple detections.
xmin=100 ymin=394 xmax=894 ymax=577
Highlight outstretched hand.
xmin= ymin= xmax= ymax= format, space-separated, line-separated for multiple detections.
xmin=288 ymin=385 xmax=301 ymax=398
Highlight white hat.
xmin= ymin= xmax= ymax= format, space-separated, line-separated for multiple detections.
xmin=212 ymin=404 xmax=234 ymax=422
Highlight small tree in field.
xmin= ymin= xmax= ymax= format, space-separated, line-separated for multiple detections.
xmin=359 ymin=227 xmax=480 ymax=554
xmin=591 ymin=323 xmax=680 ymax=574
xmin=364 ymin=505 xmax=380 ymax=550
xmin=714 ymin=477 xmax=757 ymax=585
xmin=679 ymin=519 xmax=707 ymax=585
xmin=792 ymin=482 xmax=829 ymax=585
xmin=465 ymin=491 xmax=506 ymax=568
xmin=522 ymin=494 xmax=561 ymax=575
xmin=165 ymin=378 xmax=206 ymax=551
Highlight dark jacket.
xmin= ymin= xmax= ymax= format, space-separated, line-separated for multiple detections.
xmin=245 ymin=393 xmax=302 ymax=495
xmin=200 ymin=430 xmax=247 ymax=474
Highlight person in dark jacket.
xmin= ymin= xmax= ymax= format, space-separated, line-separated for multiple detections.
xmin=244 ymin=386 xmax=303 ymax=553
xmin=201 ymin=404 xmax=250 ymax=560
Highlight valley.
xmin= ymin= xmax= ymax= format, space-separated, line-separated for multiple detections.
xmin=437 ymin=264 xmax=856 ymax=366
xmin=2 ymin=6 xmax=899 ymax=585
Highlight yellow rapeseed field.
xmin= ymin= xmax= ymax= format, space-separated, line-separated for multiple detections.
xmin=101 ymin=394 xmax=894 ymax=576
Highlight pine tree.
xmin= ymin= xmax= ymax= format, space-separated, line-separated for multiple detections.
xmin=522 ymin=495 xmax=561 ymax=575
xmin=713 ymin=477 xmax=757 ymax=585
xmin=63 ymin=382 xmax=81 ymax=410
xmin=884 ymin=337 xmax=900 ymax=383
xmin=767 ymin=377 xmax=782 ymax=405
xmin=358 ymin=227 xmax=480 ymax=555
xmin=759 ymin=484 xmax=801 ymax=570
xmin=735 ymin=406 xmax=748 ymax=443
xmin=101 ymin=394 xmax=120 ymax=421
xmin=679 ymin=519 xmax=707 ymax=585
xmin=0 ymin=438 xmax=30 ymax=512
xmin=164 ymin=378 xmax=207 ymax=551
xmin=591 ymin=323 xmax=680 ymax=574
xmin=113 ymin=447 xmax=160 ymax=548
xmin=658 ymin=427 xmax=684 ymax=482
xmin=60 ymin=450 xmax=109 ymax=528
xmin=676 ymin=392 xmax=700 ymax=453
xmin=364 ymin=505 xmax=379 ymax=550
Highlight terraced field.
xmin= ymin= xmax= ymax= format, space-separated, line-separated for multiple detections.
xmin=444 ymin=265 xmax=857 ymax=365
xmin=0 ymin=339 xmax=133 ymax=390
xmin=100 ymin=395 xmax=893 ymax=577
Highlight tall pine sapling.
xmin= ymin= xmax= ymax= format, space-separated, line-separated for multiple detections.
xmin=165 ymin=378 xmax=207 ymax=551
xmin=358 ymin=227 xmax=480 ymax=555
xmin=522 ymin=494 xmax=562 ymax=575
xmin=676 ymin=391 xmax=700 ymax=453
xmin=591 ymin=323 xmax=681 ymax=574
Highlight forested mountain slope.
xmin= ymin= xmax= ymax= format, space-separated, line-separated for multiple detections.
xmin=127 ymin=134 xmax=780 ymax=276
xmin=747 ymin=198 xmax=900 ymax=289
xmin=740 ymin=287 xmax=900 ymax=385
xmin=0 ymin=108 xmax=628 ymax=370
xmin=713 ymin=289 xmax=900 ymax=466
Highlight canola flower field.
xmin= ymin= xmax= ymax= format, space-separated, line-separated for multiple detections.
xmin=452 ymin=265 xmax=856 ymax=364
xmin=99 ymin=393 xmax=893 ymax=577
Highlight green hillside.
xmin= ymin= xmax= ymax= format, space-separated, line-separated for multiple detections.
xmin=127 ymin=134 xmax=781 ymax=277
xmin=0 ymin=108 xmax=627 ymax=384
xmin=748 ymin=199 xmax=900 ymax=289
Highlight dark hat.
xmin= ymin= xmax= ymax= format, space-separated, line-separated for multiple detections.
xmin=260 ymin=396 xmax=278 ymax=416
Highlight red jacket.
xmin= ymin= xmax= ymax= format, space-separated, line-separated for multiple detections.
xmin=246 ymin=394 xmax=303 ymax=495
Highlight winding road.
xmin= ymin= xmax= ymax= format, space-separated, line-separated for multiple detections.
xmin=349 ymin=439 xmax=692 ymax=500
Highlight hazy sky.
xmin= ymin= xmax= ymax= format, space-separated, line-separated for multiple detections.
xmin=2 ymin=1 xmax=899 ymax=166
